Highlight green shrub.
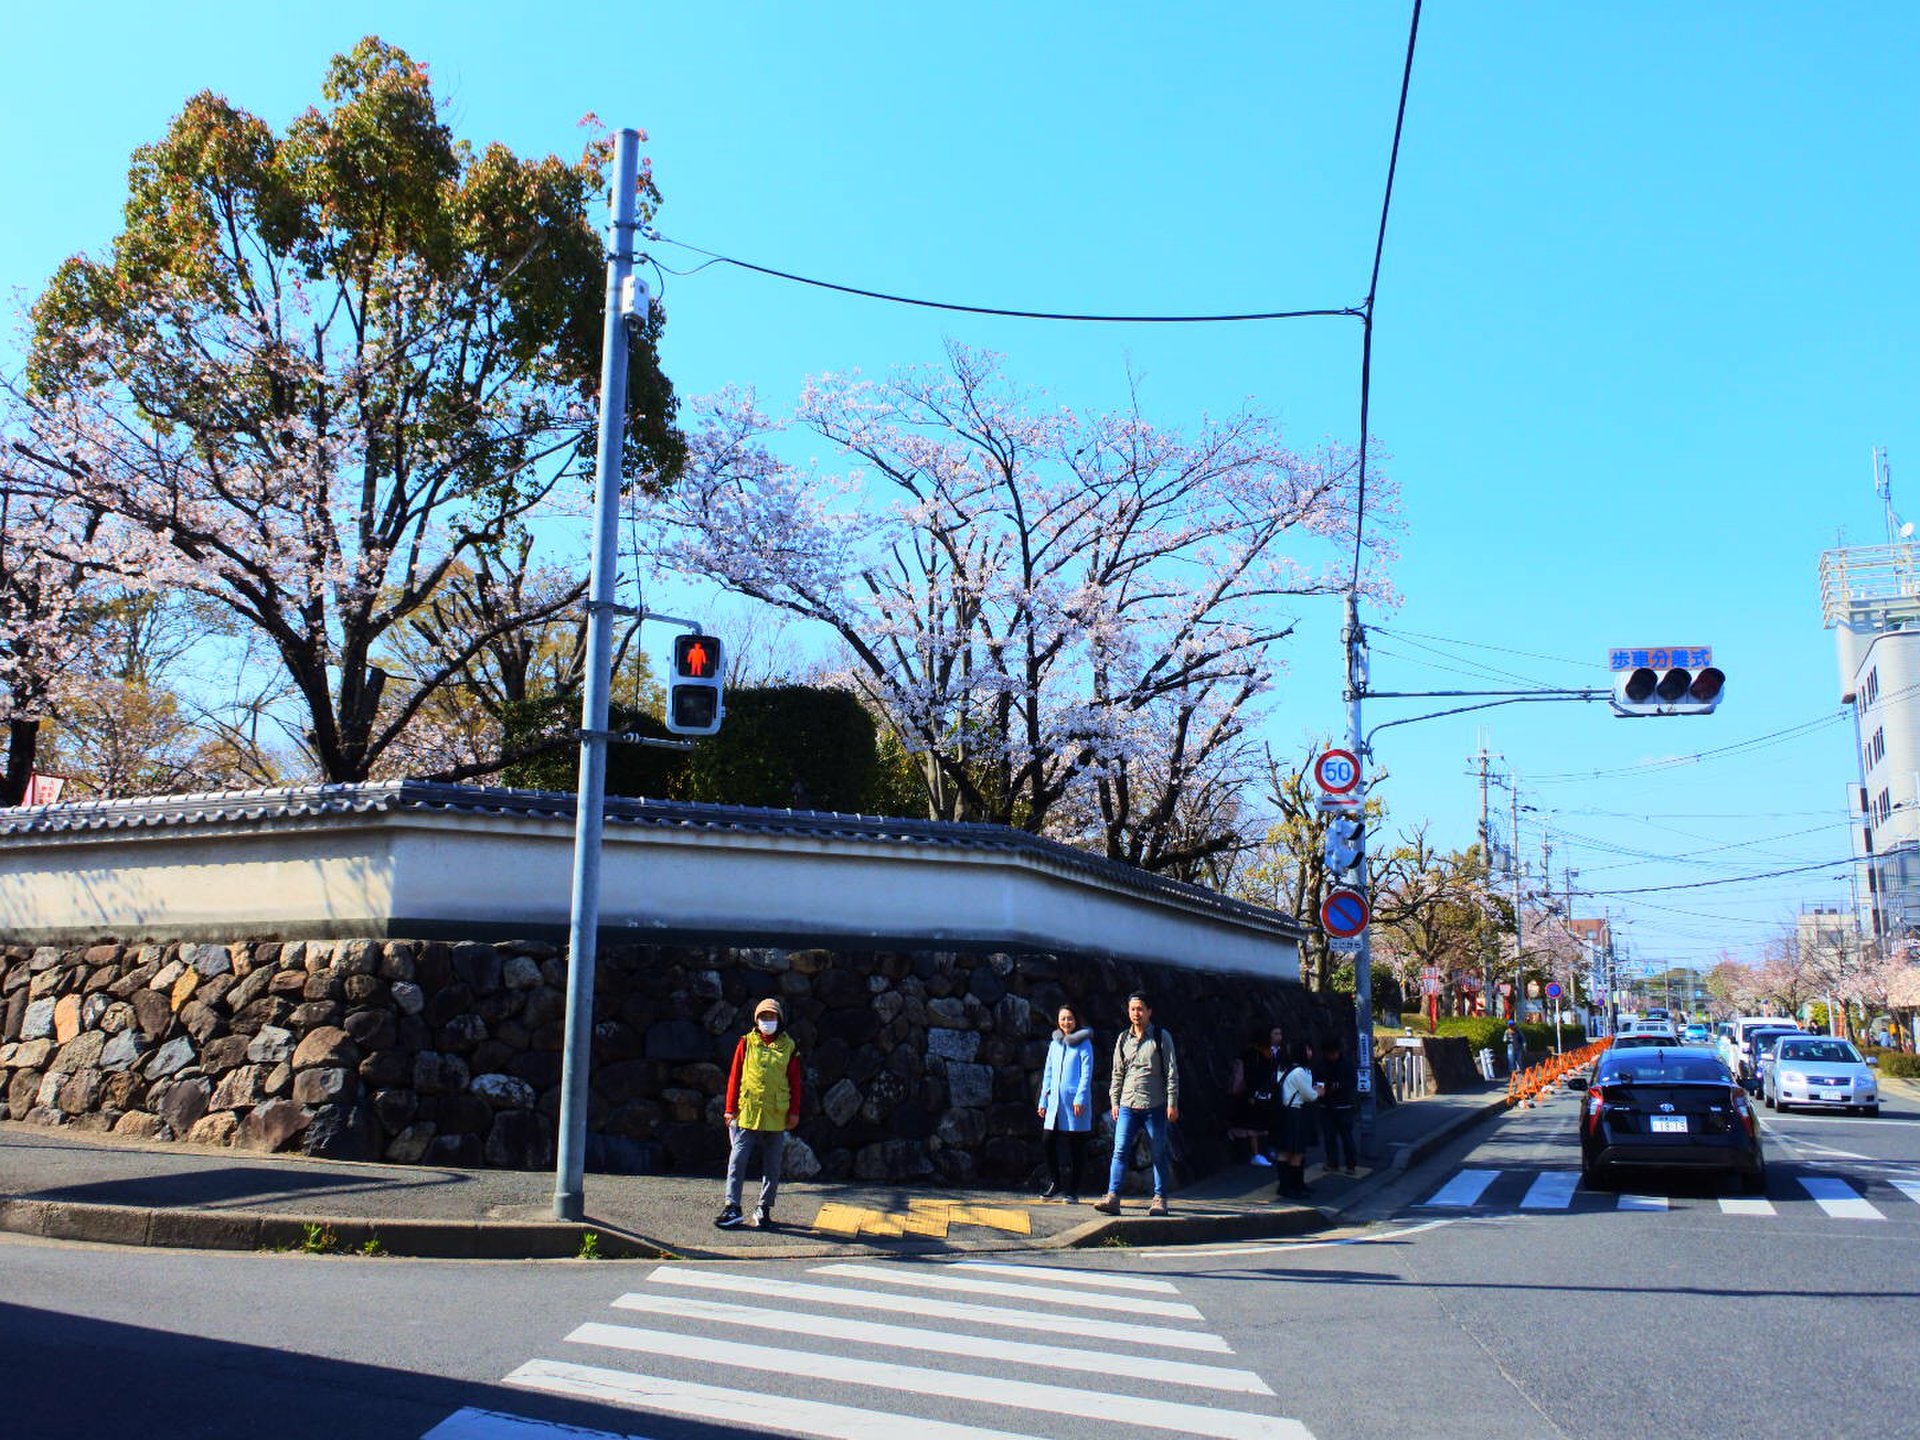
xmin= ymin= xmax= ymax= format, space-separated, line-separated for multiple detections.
xmin=1863 ymin=1045 xmax=1920 ymax=1079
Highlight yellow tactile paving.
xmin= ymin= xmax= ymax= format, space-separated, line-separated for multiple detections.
xmin=807 ymin=1199 xmax=1034 ymax=1237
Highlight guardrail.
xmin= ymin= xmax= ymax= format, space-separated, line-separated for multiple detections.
xmin=1506 ymin=1038 xmax=1611 ymax=1108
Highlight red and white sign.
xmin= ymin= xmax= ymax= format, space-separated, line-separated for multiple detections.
xmin=18 ymin=773 xmax=65 ymax=807
xmin=1421 ymin=978 xmax=1442 ymax=996
xmin=1313 ymin=748 xmax=1361 ymax=795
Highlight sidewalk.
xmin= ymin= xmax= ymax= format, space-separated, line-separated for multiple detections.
xmin=0 ymin=1084 xmax=1510 ymax=1260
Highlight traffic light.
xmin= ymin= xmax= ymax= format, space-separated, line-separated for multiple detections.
xmin=1610 ymin=664 xmax=1725 ymax=717
xmin=665 ymin=632 xmax=725 ymax=736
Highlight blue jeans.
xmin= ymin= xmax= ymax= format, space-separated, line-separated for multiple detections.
xmin=1107 ymin=1106 xmax=1173 ymax=1198
xmin=725 ymin=1124 xmax=787 ymax=1214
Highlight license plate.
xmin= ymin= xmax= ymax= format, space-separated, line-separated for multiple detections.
xmin=1650 ymin=1116 xmax=1688 ymax=1134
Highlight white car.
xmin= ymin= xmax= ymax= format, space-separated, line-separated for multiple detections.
xmin=1763 ymin=1036 xmax=1880 ymax=1116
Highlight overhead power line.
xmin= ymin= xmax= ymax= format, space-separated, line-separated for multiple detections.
xmin=651 ymin=237 xmax=1363 ymax=325
xmin=1585 ymin=857 xmax=1858 ymax=896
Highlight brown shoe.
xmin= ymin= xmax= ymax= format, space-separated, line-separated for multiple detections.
xmin=1092 ymin=1194 xmax=1120 ymax=1215
xmin=1147 ymin=1196 xmax=1169 ymax=1217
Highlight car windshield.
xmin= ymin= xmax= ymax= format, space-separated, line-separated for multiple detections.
xmin=1754 ymin=1034 xmax=1795 ymax=1056
xmin=1599 ymin=1055 xmax=1730 ymax=1085
xmin=1777 ymin=1039 xmax=1863 ymax=1064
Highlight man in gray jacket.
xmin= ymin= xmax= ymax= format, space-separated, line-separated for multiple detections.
xmin=1093 ymin=992 xmax=1181 ymax=1216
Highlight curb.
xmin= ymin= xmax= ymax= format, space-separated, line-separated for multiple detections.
xmin=0 ymin=1198 xmax=671 ymax=1260
xmin=1383 ymin=1094 xmax=1514 ymax=1176
xmin=1056 ymin=1202 xmax=1331 ymax=1249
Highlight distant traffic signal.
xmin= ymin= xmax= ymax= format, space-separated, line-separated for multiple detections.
xmin=1611 ymin=664 xmax=1725 ymax=717
xmin=665 ymin=632 xmax=725 ymax=736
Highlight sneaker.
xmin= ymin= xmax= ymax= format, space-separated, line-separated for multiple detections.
xmin=1343 ymin=1165 xmax=1358 ymax=1176
xmin=1250 ymin=1154 xmax=1274 ymax=1167
xmin=752 ymin=1209 xmax=775 ymax=1230
xmin=1091 ymin=1194 xmax=1120 ymax=1215
xmin=1147 ymin=1196 xmax=1169 ymax=1217
xmin=714 ymin=1205 xmax=745 ymax=1229
xmin=1038 ymin=1182 xmax=1062 ymax=1201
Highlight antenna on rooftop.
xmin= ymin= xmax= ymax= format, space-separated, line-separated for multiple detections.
xmin=1876 ymin=447 xmax=1906 ymax=546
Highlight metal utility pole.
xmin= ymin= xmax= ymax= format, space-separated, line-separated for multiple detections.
xmin=1475 ymin=746 xmax=1494 ymax=1013
xmin=1509 ymin=781 xmax=1523 ymax=1022
xmin=1344 ymin=592 xmax=1377 ymax=1156
xmin=553 ymin=129 xmax=643 ymax=1223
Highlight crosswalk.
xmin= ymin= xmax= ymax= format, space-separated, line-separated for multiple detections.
xmin=420 ymin=1257 xmax=1312 ymax=1440
xmin=1416 ymin=1166 xmax=1920 ymax=1220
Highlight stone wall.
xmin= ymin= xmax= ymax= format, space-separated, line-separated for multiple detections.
xmin=0 ymin=936 xmax=1336 ymax=1188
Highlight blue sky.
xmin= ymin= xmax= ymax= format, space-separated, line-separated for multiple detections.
xmin=5 ymin=4 xmax=1917 ymax=972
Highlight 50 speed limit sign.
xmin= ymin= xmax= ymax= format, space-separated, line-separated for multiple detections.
xmin=1314 ymin=748 xmax=1360 ymax=795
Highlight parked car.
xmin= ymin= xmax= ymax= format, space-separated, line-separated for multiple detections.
xmin=1570 ymin=1048 xmax=1764 ymax=1193
xmin=1763 ymin=1036 xmax=1881 ymax=1115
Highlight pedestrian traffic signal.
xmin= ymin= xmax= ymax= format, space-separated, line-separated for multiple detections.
xmin=1610 ymin=664 xmax=1725 ymax=717
xmin=666 ymin=632 xmax=725 ymax=736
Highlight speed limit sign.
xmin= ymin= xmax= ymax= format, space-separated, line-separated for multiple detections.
xmin=1314 ymin=749 xmax=1360 ymax=795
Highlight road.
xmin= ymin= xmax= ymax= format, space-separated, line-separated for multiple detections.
xmin=6 ymin=1085 xmax=1920 ymax=1440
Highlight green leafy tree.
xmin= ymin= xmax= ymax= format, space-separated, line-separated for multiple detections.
xmin=9 ymin=38 xmax=682 ymax=783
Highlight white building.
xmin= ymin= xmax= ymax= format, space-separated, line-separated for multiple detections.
xmin=1820 ymin=542 xmax=1920 ymax=937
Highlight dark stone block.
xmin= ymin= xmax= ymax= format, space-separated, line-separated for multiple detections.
xmin=812 ymin=968 xmax=866 ymax=1009
xmin=591 ymin=1020 xmax=642 ymax=1062
xmin=177 ymin=1001 xmax=223 ymax=1043
xmin=397 ymin=1015 xmax=432 ymax=1051
xmin=483 ymin=1108 xmax=555 ymax=1170
xmin=359 ymin=1049 xmax=410 ymax=1088
xmin=660 ymin=1120 xmax=726 ymax=1172
xmin=815 ymin=1008 xmax=879 ymax=1047
xmin=370 ymin=1087 xmax=418 ymax=1131
xmin=424 ymin=983 xmax=475 ymax=1028
xmin=425 ymin=1132 xmax=482 ymax=1168
xmin=269 ymin=969 xmax=310 ymax=999
xmin=343 ymin=974 xmax=388 ymax=1007
xmin=414 ymin=943 xmax=454 ymax=992
xmin=302 ymin=971 xmax=342 ymax=1002
xmin=290 ymin=1001 xmax=344 ymax=1031
xmin=476 ymin=989 xmax=520 ymax=1025
xmin=644 ymin=1019 xmax=708 ymax=1063
xmin=585 ymin=1134 xmax=660 ymax=1175
xmin=437 ymin=1014 xmax=488 ymax=1053
xmin=433 ymin=1092 xmax=492 ymax=1136
xmin=890 ymin=1102 xmax=937 ymax=1141
xmin=304 ymin=1103 xmax=375 ymax=1161
xmin=156 ymin=1078 xmax=211 ymax=1135
xmin=508 ymin=1051 xmax=563 ymax=1090
xmin=224 ymin=965 xmax=278 ymax=1015
xmin=201 ymin=1034 xmax=252 ymax=1074
xmin=344 ymin=1009 xmax=397 ymax=1051
xmin=450 ymin=943 xmax=503 ymax=994
xmin=967 ymin=967 xmax=1006 ymax=1006
xmin=132 ymin=989 xmax=173 ymax=1040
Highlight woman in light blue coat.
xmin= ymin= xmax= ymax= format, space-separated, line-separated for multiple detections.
xmin=1036 ymin=1004 xmax=1095 ymax=1201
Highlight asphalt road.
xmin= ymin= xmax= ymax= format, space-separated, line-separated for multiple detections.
xmin=6 ymin=1086 xmax=1920 ymax=1440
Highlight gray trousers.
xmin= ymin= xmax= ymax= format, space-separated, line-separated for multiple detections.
xmin=725 ymin=1123 xmax=787 ymax=1212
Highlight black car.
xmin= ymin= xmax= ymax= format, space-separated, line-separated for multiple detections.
xmin=1570 ymin=1048 xmax=1764 ymax=1193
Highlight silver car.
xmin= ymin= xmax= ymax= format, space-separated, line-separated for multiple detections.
xmin=1762 ymin=1036 xmax=1881 ymax=1116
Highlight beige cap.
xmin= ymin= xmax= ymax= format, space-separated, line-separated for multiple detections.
xmin=754 ymin=998 xmax=784 ymax=1021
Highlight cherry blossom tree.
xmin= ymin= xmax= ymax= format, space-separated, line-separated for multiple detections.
xmin=651 ymin=344 xmax=1396 ymax=864
xmin=8 ymin=38 xmax=682 ymax=783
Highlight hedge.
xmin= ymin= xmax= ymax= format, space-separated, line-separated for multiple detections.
xmin=1862 ymin=1046 xmax=1920 ymax=1079
xmin=1396 ymin=1015 xmax=1556 ymax=1055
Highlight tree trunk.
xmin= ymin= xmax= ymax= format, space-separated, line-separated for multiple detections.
xmin=2 ymin=718 xmax=39 ymax=807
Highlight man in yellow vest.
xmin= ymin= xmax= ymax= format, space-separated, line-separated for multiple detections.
xmin=717 ymin=997 xmax=803 ymax=1229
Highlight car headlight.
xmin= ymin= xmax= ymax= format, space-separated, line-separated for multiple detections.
xmin=1857 ymin=1073 xmax=1877 ymax=1089
xmin=1780 ymin=1070 xmax=1806 ymax=1085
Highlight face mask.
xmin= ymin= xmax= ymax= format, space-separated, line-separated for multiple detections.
xmin=758 ymin=1018 xmax=778 ymax=1035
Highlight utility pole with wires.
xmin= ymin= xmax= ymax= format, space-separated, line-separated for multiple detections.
xmin=1475 ymin=744 xmax=1493 ymax=1013
xmin=1510 ymin=779 xmax=1524 ymax=1022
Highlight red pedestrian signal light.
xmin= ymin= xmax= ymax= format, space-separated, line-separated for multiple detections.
xmin=665 ymin=632 xmax=725 ymax=736
xmin=674 ymin=634 xmax=718 ymax=680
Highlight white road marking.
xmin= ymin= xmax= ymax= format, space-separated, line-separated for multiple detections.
xmin=557 ymin=1327 xmax=1314 ymax=1440
xmin=605 ymin=1292 xmax=1272 ymax=1395
xmin=508 ymin=1359 xmax=1052 ymax=1440
xmin=1717 ymin=1197 xmax=1776 ymax=1216
xmin=1420 ymin=1169 xmax=1501 ymax=1207
xmin=1615 ymin=1194 xmax=1668 ymax=1211
xmin=422 ymin=1409 xmax=651 ymax=1440
xmin=809 ymin=1262 xmax=1203 ymax=1318
xmin=1519 ymin=1172 xmax=1580 ymax=1209
xmin=1889 ymin=1179 xmax=1920 ymax=1208
xmin=1798 ymin=1176 xmax=1884 ymax=1220
xmin=641 ymin=1268 xmax=1230 ymax=1352
xmin=945 ymin=1260 xmax=1180 ymax=1293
